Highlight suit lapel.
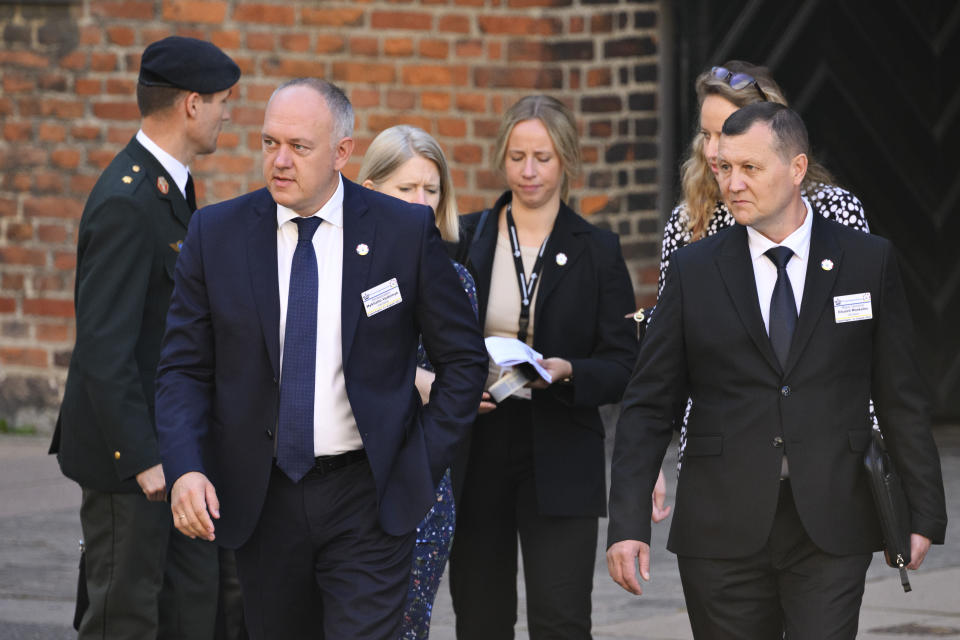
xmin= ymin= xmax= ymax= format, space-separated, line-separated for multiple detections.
xmin=341 ymin=179 xmax=375 ymax=365
xmin=127 ymin=138 xmax=192 ymax=229
xmin=716 ymin=225 xmax=782 ymax=374
xmin=534 ymin=203 xmax=586 ymax=319
xmin=246 ymin=189 xmax=281 ymax=379
xmin=467 ymin=201 xmax=502 ymax=331
xmin=783 ymin=215 xmax=842 ymax=376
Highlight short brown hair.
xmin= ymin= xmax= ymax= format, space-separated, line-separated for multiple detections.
xmin=136 ymin=83 xmax=187 ymax=117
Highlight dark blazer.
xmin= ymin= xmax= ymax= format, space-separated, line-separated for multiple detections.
xmin=52 ymin=137 xmax=192 ymax=493
xmin=460 ymin=192 xmax=637 ymax=517
xmin=608 ymin=214 xmax=947 ymax=557
xmin=155 ymin=179 xmax=487 ymax=549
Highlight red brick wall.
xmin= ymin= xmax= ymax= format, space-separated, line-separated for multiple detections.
xmin=0 ymin=0 xmax=661 ymax=431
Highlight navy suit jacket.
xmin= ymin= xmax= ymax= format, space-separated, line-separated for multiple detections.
xmin=156 ymin=179 xmax=487 ymax=548
xmin=609 ymin=214 xmax=947 ymax=557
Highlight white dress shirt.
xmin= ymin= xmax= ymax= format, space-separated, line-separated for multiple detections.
xmin=746 ymin=197 xmax=814 ymax=335
xmin=276 ymin=175 xmax=362 ymax=456
xmin=135 ymin=129 xmax=190 ymax=198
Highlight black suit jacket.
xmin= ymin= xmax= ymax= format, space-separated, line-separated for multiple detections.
xmin=608 ymin=214 xmax=947 ymax=557
xmin=461 ymin=192 xmax=637 ymax=517
xmin=156 ymin=180 xmax=487 ymax=548
xmin=51 ymin=137 xmax=193 ymax=493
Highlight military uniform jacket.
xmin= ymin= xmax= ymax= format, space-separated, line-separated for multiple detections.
xmin=51 ymin=137 xmax=193 ymax=493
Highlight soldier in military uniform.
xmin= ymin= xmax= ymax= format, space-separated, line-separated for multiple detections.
xmin=50 ymin=36 xmax=240 ymax=640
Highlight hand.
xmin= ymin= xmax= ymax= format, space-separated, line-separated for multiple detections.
xmin=171 ymin=471 xmax=220 ymax=542
xmin=906 ymin=533 xmax=932 ymax=570
xmin=135 ymin=463 xmax=166 ymax=502
xmin=478 ymin=391 xmax=497 ymax=414
xmin=415 ymin=367 xmax=436 ymax=406
xmin=651 ymin=469 xmax=672 ymax=523
xmin=527 ymin=357 xmax=573 ymax=389
xmin=607 ymin=539 xmax=651 ymax=595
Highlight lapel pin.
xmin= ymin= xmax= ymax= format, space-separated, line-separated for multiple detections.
xmin=122 ymin=176 xmax=133 ymax=184
xmin=169 ymin=241 xmax=183 ymax=253
xmin=555 ymin=252 xmax=568 ymax=266
xmin=132 ymin=165 xmax=141 ymax=173
xmin=156 ymin=176 xmax=169 ymax=195
xmin=356 ymin=243 xmax=369 ymax=256
xmin=821 ymin=259 xmax=834 ymax=271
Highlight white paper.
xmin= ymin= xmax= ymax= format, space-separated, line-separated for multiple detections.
xmin=484 ymin=336 xmax=551 ymax=382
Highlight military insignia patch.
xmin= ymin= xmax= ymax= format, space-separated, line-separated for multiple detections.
xmin=157 ymin=176 xmax=169 ymax=194
xmin=169 ymin=241 xmax=183 ymax=253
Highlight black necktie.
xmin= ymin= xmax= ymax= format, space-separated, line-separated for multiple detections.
xmin=765 ymin=246 xmax=797 ymax=368
xmin=277 ymin=217 xmax=323 ymax=483
xmin=185 ymin=174 xmax=197 ymax=212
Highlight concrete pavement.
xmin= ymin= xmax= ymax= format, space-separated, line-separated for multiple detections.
xmin=1 ymin=425 xmax=957 ymax=639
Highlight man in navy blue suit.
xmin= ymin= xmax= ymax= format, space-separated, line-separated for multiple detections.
xmin=155 ymin=78 xmax=487 ymax=639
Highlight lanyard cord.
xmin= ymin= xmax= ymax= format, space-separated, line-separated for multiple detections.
xmin=506 ymin=204 xmax=550 ymax=343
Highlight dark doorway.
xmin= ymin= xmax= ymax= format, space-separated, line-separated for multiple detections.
xmin=670 ymin=0 xmax=960 ymax=420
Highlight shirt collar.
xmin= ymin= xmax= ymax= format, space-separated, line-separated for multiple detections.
xmin=746 ymin=197 xmax=813 ymax=262
xmin=276 ymin=174 xmax=345 ymax=229
xmin=135 ymin=129 xmax=190 ymax=196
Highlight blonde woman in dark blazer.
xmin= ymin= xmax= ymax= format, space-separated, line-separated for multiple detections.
xmin=449 ymin=95 xmax=637 ymax=639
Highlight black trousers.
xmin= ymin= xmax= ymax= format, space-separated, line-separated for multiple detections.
xmin=78 ymin=488 xmax=218 ymax=640
xmin=235 ymin=458 xmax=415 ymax=640
xmin=678 ymin=480 xmax=872 ymax=640
xmin=449 ymin=399 xmax=597 ymax=640
xmin=215 ymin=547 xmax=248 ymax=640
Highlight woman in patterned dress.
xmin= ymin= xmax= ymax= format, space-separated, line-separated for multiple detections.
xmin=358 ymin=125 xmax=477 ymax=640
xmin=653 ymin=61 xmax=873 ymax=488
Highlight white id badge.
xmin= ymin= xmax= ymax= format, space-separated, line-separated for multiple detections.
xmin=833 ymin=292 xmax=872 ymax=323
xmin=362 ymin=278 xmax=402 ymax=317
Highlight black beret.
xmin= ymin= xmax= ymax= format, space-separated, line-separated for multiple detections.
xmin=139 ymin=36 xmax=240 ymax=94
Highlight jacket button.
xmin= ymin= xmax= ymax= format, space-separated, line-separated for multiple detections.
xmin=780 ymin=385 xmax=791 ymax=397
xmin=265 ymin=429 xmax=274 ymax=439
xmin=114 ymin=450 xmax=121 ymax=459
xmin=772 ymin=436 xmax=784 ymax=448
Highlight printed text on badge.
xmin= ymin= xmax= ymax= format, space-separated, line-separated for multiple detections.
xmin=834 ymin=292 xmax=872 ymax=323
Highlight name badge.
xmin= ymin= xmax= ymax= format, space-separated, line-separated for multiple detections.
xmin=362 ymin=278 xmax=402 ymax=317
xmin=834 ymin=292 xmax=872 ymax=323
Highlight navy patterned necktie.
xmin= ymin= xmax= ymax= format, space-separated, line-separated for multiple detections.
xmin=277 ymin=216 xmax=322 ymax=482
xmin=765 ymin=246 xmax=797 ymax=368
xmin=185 ymin=173 xmax=197 ymax=212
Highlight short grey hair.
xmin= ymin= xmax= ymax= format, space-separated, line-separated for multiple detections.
xmin=272 ymin=77 xmax=354 ymax=143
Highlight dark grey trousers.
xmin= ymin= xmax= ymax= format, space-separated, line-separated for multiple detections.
xmin=78 ymin=488 xmax=219 ymax=640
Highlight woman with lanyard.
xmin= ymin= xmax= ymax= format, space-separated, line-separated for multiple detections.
xmin=450 ymin=95 xmax=637 ymax=639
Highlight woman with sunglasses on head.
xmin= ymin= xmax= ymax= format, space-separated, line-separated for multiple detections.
xmin=450 ymin=95 xmax=637 ymax=639
xmin=358 ymin=125 xmax=477 ymax=640
xmin=656 ymin=61 xmax=874 ymax=483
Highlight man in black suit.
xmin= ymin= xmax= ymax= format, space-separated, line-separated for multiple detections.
xmin=607 ymin=102 xmax=947 ymax=639
xmin=50 ymin=37 xmax=240 ymax=639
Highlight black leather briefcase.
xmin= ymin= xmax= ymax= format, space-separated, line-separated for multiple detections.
xmin=863 ymin=431 xmax=912 ymax=592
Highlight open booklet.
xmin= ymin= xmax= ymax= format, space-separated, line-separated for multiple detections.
xmin=485 ymin=336 xmax=552 ymax=403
